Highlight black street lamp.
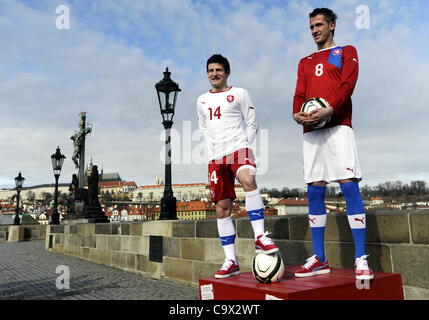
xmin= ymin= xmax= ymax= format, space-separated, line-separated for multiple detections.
xmin=155 ymin=67 xmax=181 ymax=220
xmin=14 ymin=172 xmax=25 ymax=225
xmin=50 ymin=146 xmax=66 ymax=225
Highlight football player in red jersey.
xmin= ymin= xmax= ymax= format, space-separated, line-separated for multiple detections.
xmin=292 ymin=8 xmax=374 ymax=280
xmin=197 ymin=54 xmax=278 ymax=279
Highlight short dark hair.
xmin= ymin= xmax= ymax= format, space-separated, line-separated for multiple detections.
xmin=206 ymin=54 xmax=230 ymax=74
xmin=309 ymin=8 xmax=337 ymax=25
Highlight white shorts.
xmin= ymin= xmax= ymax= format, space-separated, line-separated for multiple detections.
xmin=303 ymin=125 xmax=362 ymax=184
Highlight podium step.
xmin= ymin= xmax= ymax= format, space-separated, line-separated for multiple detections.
xmin=199 ymin=266 xmax=403 ymax=300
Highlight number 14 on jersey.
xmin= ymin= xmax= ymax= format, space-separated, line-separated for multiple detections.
xmin=209 ymin=106 xmax=222 ymax=120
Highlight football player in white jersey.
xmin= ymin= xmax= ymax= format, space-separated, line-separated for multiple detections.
xmin=197 ymin=54 xmax=278 ymax=278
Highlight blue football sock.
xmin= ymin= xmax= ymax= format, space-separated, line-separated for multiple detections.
xmin=308 ymin=185 xmax=327 ymax=262
xmin=341 ymin=181 xmax=366 ymax=259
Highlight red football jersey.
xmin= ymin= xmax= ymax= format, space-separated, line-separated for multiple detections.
xmin=293 ymin=45 xmax=359 ymax=133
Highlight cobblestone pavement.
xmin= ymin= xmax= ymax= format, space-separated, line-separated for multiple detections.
xmin=0 ymin=240 xmax=199 ymax=300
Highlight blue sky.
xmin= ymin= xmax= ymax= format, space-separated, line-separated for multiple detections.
xmin=1 ymin=0 xmax=428 ymax=190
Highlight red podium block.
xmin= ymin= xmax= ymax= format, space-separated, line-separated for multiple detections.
xmin=199 ymin=266 xmax=403 ymax=300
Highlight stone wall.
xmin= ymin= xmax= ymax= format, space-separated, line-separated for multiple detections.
xmin=0 ymin=224 xmax=47 ymax=243
xmin=45 ymin=209 xmax=429 ymax=300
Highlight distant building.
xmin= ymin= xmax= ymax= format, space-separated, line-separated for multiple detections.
xmin=84 ymin=161 xmax=137 ymax=197
xmin=35 ymin=210 xmax=51 ymax=225
xmin=0 ymin=201 xmax=15 ymax=214
xmin=99 ymin=181 xmax=137 ymax=196
xmin=105 ymin=199 xmax=273 ymax=222
xmin=0 ymin=165 xmax=135 ymax=203
xmin=369 ymin=197 xmax=384 ymax=206
xmin=275 ymin=198 xmax=309 ymax=215
xmin=176 ymin=201 xmax=217 ymax=220
xmin=0 ymin=184 xmax=69 ymax=201
xmin=99 ymin=172 xmax=121 ymax=182
xmin=104 ymin=203 xmax=153 ymax=222
xmin=132 ymin=182 xmax=247 ymax=203
xmin=152 ymin=200 xmax=219 ymax=221
xmin=133 ymin=183 xmax=209 ymax=203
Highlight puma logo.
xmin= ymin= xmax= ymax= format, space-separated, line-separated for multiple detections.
xmin=346 ymin=167 xmax=355 ymax=173
xmin=309 ymin=217 xmax=316 ymax=224
xmin=354 ymin=217 xmax=365 ymax=224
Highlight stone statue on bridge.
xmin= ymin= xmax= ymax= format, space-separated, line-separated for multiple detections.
xmin=71 ymin=112 xmax=92 ymax=171
xmin=64 ymin=112 xmax=108 ymax=224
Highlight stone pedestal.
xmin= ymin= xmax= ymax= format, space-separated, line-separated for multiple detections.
xmin=63 ymin=188 xmax=109 ymax=224
xmin=8 ymin=226 xmax=24 ymax=242
xmin=83 ymin=204 xmax=109 ymax=223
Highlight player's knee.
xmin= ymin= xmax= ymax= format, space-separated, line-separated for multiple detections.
xmin=216 ymin=210 xmax=230 ymax=219
xmin=239 ymin=174 xmax=257 ymax=191
xmin=216 ymin=200 xmax=232 ymax=218
xmin=309 ymin=181 xmax=327 ymax=187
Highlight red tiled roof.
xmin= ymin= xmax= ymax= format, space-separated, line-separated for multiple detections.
xmin=276 ymin=198 xmax=309 ymax=206
xmin=99 ymin=181 xmax=122 ymax=187
xmin=99 ymin=181 xmax=137 ymax=188
xmin=177 ymin=201 xmax=215 ymax=212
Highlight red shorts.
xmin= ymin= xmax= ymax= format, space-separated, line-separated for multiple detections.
xmin=208 ymin=148 xmax=256 ymax=202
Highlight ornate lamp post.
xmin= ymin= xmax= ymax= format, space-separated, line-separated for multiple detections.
xmin=50 ymin=146 xmax=66 ymax=225
xmin=155 ymin=67 xmax=181 ymax=220
xmin=14 ymin=172 xmax=25 ymax=225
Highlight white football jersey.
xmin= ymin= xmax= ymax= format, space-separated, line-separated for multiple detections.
xmin=197 ymin=87 xmax=258 ymax=161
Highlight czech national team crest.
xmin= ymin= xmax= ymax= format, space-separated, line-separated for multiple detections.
xmin=333 ymin=48 xmax=342 ymax=55
xmin=227 ymin=95 xmax=234 ymax=103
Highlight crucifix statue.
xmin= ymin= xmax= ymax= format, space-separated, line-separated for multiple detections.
xmin=71 ymin=112 xmax=92 ymax=188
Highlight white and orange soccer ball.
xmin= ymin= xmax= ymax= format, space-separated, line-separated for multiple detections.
xmin=252 ymin=252 xmax=285 ymax=283
xmin=301 ymin=97 xmax=331 ymax=129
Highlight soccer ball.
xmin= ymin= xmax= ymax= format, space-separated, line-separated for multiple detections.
xmin=300 ymin=97 xmax=331 ymax=129
xmin=252 ymin=252 xmax=285 ymax=283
